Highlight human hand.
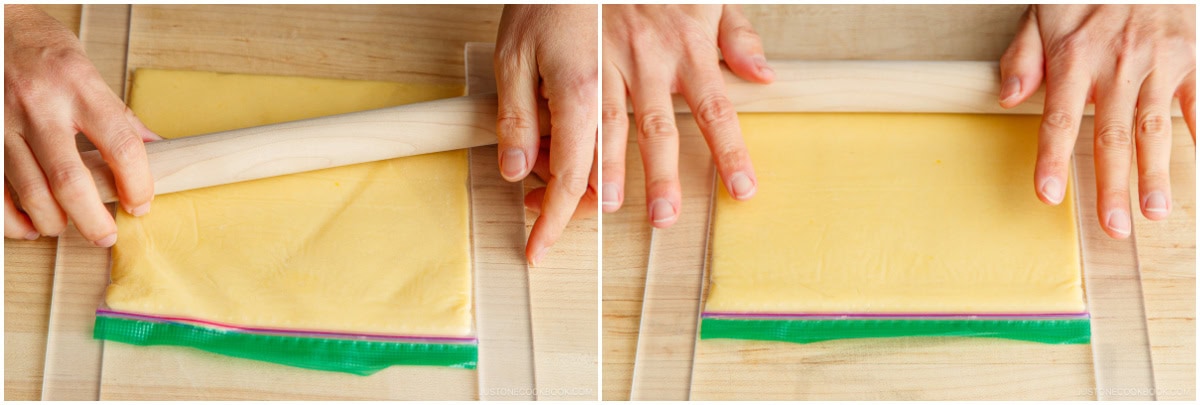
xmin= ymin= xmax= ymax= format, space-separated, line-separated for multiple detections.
xmin=999 ymin=4 xmax=1196 ymax=238
xmin=5 ymin=5 xmax=160 ymax=246
xmin=494 ymin=4 xmax=598 ymax=264
xmin=602 ymin=4 xmax=773 ymax=228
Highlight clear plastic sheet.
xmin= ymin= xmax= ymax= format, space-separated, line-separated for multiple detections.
xmin=630 ymin=114 xmax=1156 ymax=400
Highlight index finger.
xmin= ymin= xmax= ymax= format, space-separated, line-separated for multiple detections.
xmin=80 ymin=97 xmax=154 ymax=216
xmin=526 ymin=77 xmax=598 ymax=265
xmin=1034 ymin=60 xmax=1091 ymax=206
xmin=679 ymin=55 xmax=756 ymax=201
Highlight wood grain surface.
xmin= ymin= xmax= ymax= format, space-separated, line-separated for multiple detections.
xmin=602 ymin=4 xmax=1195 ymax=401
xmin=124 ymin=4 xmax=499 ymax=85
xmin=5 ymin=4 xmax=597 ymax=400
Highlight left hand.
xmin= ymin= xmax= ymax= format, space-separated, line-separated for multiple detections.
xmin=999 ymin=5 xmax=1196 ymax=238
xmin=601 ymin=5 xmax=773 ymax=228
xmin=494 ymin=5 xmax=599 ymax=264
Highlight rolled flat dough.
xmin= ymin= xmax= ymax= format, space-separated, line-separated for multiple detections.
xmin=705 ymin=113 xmax=1085 ymax=315
xmin=106 ymin=69 xmax=475 ymax=337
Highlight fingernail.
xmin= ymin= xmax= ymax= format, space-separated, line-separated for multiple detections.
xmin=650 ymin=198 xmax=676 ymax=224
xmin=729 ymin=172 xmax=756 ymax=200
xmin=754 ymin=55 xmax=775 ymax=79
xmin=529 ymin=245 xmax=547 ymax=266
xmin=1106 ymin=210 xmax=1132 ymax=237
xmin=1143 ymin=191 xmax=1169 ymax=214
xmin=94 ymin=233 xmax=117 ymax=248
xmin=1000 ymin=76 xmax=1021 ymax=103
xmin=127 ymin=202 xmax=151 ymax=217
xmin=1040 ymin=177 xmax=1064 ymax=204
xmin=501 ymin=148 xmax=526 ymax=179
xmin=602 ymin=183 xmax=620 ymax=207
xmin=24 ymin=231 xmax=39 ymax=240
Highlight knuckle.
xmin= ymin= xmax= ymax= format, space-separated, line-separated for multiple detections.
xmin=1119 ymin=25 xmax=1152 ymax=53
xmin=1041 ymin=111 xmax=1078 ymax=133
xmin=11 ymin=178 xmax=52 ymax=205
xmin=1038 ymin=151 xmax=1072 ymax=174
xmin=1100 ymin=190 xmax=1131 ymax=207
xmin=493 ymin=44 xmax=526 ymax=71
xmin=1054 ymin=33 xmax=1091 ymax=60
xmin=602 ymin=164 xmax=625 ymax=181
xmin=645 ymin=177 xmax=680 ymax=196
xmin=552 ymin=170 xmax=590 ymax=198
xmin=637 ymin=112 xmax=677 ymax=143
xmin=4 ymin=73 xmax=37 ymax=100
xmin=46 ymin=164 xmax=93 ymax=200
xmin=33 ymin=215 xmax=66 ymax=237
xmin=1138 ymin=169 xmax=1171 ymax=186
xmin=4 ymin=74 xmax=54 ymax=108
xmin=625 ymin=23 xmax=658 ymax=46
xmin=7 ymin=51 xmax=98 ymax=109
xmin=496 ymin=109 xmax=536 ymax=138
xmin=1096 ymin=122 xmax=1133 ymax=149
xmin=541 ymin=66 xmax=598 ymax=104
xmin=558 ymin=69 xmax=598 ymax=99
xmin=75 ymin=222 xmax=113 ymax=242
xmin=693 ymin=94 xmax=736 ymax=129
xmin=1137 ymin=113 xmax=1171 ymax=139
xmin=105 ymin=131 xmax=146 ymax=166
xmin=601 ymin=102 xmax=628 ymax=129
xmin=715 ymin=147 xmax=750 ymax=168
xmin=46 ymin=51 xmax=100 ymax=85
xmin=679 ymin=26 xmax=714 ymax=49
xmin=1114 ymin=31 xmax=1141 ymax=62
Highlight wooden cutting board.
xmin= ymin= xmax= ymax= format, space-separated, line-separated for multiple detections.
xmin=5 ymin=5 xmax=597 ymax=400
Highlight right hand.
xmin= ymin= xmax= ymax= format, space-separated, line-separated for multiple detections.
xmin=5 ymin=5 xmax=160 ymax=246
xmin=602 ymin=5 xmax=774 ymax=228
xmin=494 ymin=4 xmax=599 ymax=264
xmin=998 ymin=5 xmax=1196 ymax=238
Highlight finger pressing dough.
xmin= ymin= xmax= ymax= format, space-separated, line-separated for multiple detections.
xmin=106 ymin=69 xmax=474 ymax=338
xmin=705 ymin=113 xmax=1085 ymax=316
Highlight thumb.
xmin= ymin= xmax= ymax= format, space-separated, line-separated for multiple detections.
xmin=493 ymin=43 xmax=541 ymax=183
xmin=717 ymin=5 xmax=773 ymax=84
xmin=999 ymin=6 xmax=1045 ymax=108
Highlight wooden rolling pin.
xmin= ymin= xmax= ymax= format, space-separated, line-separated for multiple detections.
xmin=674 ymin=60 xmax=1185 ymax=116
xmin=86 ymin=61 xmax=1186 ymax=202
xmin=84 ymin=94 xmax=502 ymax=203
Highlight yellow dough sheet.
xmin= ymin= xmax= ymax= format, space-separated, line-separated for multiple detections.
xmin=107 ymin=69 xmax=474 ymax=337
xmin=705 ymin=113 xmax=1085 ymax=315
